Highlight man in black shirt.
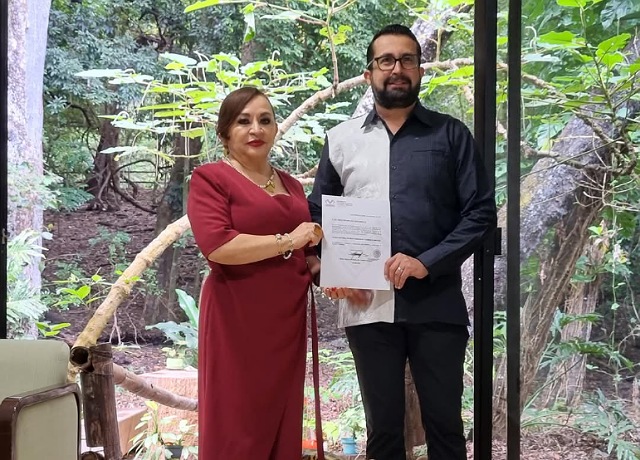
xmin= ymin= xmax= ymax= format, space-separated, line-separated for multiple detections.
xmin=308 ymin=24 xmax=496 ymax=460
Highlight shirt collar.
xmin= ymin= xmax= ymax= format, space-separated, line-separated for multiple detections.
xmin=361 ymin=102 xmax=436 ymax=128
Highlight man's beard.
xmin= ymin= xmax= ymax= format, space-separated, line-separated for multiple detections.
xmin=372 ymin=76 xmax=420 ymax=109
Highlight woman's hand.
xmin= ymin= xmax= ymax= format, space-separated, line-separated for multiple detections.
xmin=289 ymin=222 xmax=323 ymax=249
xmin=322 ymin=287 xmax=373 ymax=308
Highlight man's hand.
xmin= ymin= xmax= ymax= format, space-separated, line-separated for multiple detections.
xmin=322 ymin=287 xmax=374 ymax=308
xmin=384 ymin=253 xmax=428 ymax=289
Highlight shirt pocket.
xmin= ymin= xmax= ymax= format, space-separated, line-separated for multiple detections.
xmin=408 ymin=149 xmax=456 ymax=205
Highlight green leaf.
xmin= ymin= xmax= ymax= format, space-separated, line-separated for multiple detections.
xmin=262 ymin=10 xmax=303 ymax=21
xmin=154 ymin=110 xmax=187 ymax=118
xmin=160 ymin=53 xmax=197 ymax=67
xmin=333 ymin=25 xmax=353 ymax=46
xmin=176 ymin=289 xmax=198 ymax=328
xmin=75 ymin=69 xmax=124 ymax=79
xmin=556 ymin=0 xmax=587 ymax=7
xmin=597 ymin=33 xmax=631 ymax=54
xmin=242 ymin=60 xmax=268 ymax=76
xmin=600 ymin=52 xmax=624 ymax=68
xmin=538 ymin=31 xmax=584 ymax=48
xmin=211 ymin=53 xmax=241 ymax=68
xmin=138 ymin=102 xmax=183 ymax=111
xmin=184 ymin=0 xmax=246 ymax=13
xmin=243 ymin=4 xmax=256 ymax=42
xmin=181 ymin=127 xmax=206 ymax=139
xmin=522 ymin=53 xmax=561 ymax=63
xmin=100 ymin=146 xmax=135 ymax=154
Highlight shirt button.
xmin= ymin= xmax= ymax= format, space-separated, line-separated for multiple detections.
xmin=391 ymin=165 xmax=397 ymax=170
xmin=392 ymin=195 xmax=397 ymax=200
xmin=394 ymin=227 xmax=399 ymax=232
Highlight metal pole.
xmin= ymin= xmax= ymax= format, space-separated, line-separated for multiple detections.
xmin=0 ymin=0 xmax=10 ymax=339
xmin=473 ymin=0 xmax=498 ymax=456
xmin=506 ymin=0 xmax=522 ymax=456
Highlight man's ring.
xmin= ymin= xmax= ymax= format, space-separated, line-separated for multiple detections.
xmin=396 ymin=267 xmax=404 ymax=273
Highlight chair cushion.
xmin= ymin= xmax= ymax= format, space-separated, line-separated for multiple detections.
xmin=0 ymin=339 xmax=71 ymax=401
xmin=14 ymin=393 xmax=79 ymax=460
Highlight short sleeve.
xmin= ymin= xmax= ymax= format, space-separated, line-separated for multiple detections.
xmin=187 ymin=166 xmax=240 ymax=259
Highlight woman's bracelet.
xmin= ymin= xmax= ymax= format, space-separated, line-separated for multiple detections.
xmin=282 ymin=233 xmax=294 ymax=259
xmin=275 ymin=233 xmax=293 ymax=259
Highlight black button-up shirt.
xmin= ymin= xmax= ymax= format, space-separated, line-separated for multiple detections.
xmin=309 ymin=103 xmax=497 ymax=325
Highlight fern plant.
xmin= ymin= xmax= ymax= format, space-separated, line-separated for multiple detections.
xmin=7 ymin=230 xmax=48 ymax=336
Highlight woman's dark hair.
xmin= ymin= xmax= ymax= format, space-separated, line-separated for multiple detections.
xmin=216 ymin=87 xmax=274 ymax=142
xmin=366 ymin=24 xmax=421 ymax=69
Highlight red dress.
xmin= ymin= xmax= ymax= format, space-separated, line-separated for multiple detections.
xmin=187 ymin=161 xmax=312 ymax=460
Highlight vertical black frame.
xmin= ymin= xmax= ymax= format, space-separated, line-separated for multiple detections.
xmin=1 ymin=0 xmax=9 ymax=339
xmin=473 ymin=0 xmax=498 ymax=456
xmin=506 ymin=0 xmax=522 ymax=456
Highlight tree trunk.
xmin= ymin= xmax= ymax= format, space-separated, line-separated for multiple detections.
xmin=144 ymin=137 xmax=201 ymax=324
xmin=492 ymin=193 xmax=602 ymax=431
xmin=7 ymin=0 xmax=52 ymax=335
xmin=539 ymin=257 xmax=603 ymax=408
xmin=241 ymin=39 xmax=259 ymax=64
xmin=490 ymin=37 xmax=640 ymax=435
xmin=86 ymin=105 xmax=121 ymax=211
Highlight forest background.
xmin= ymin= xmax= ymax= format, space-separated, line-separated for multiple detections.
xmin=5 ymin=0 xmax=640 ymax=458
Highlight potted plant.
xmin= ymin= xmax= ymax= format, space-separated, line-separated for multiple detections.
xmin=161 ymin=419 xmax=198 ymax=459
xmin=162 ymin=346 xmax=187 ymax=370
xmin=338 ymin=407 xmax=365 ymax=455
xmin=131 ymin=401 xmax=198 ymax=459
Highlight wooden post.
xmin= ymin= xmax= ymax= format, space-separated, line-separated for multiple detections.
xmin=79 ymin=343 xmax=123 ymax=460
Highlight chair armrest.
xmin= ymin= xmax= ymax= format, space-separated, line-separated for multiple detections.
xmin=0 ymin=383 xmax=81 ymax=460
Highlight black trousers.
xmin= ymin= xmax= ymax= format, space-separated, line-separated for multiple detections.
xmin=345 ymin=322 xmax=469 ymax=460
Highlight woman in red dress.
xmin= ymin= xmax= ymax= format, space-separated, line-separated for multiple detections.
xmin=187 ymin=87 xmax=322 ymax=460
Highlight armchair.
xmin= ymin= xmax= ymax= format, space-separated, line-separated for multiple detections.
xmin=0 ymin=339 xmax=81 ymax=460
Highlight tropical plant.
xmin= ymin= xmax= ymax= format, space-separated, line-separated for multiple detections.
xmin=6 ymin=230 xmax=49 ymax=337
xmin=131 ymin=400 xmax=198 ymax=459
xmin=147 ymin=288 xmax=199 ymax=368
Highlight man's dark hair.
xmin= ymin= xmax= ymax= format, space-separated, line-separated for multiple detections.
xmin=366 ymin=24 xmax=421 ymax=69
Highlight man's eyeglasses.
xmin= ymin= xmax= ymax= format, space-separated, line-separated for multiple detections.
xmin=368 ymin=54 xmax=420 ymax=71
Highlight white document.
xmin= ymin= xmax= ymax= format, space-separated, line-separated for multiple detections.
xmin=320 ymin=195 xmax=391 ymax=290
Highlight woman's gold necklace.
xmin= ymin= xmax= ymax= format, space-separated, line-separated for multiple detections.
xmin=225 ymin=157 xmax=276 ymax=193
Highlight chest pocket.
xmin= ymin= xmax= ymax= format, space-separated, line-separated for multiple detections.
xmin=408 ymin=149 xmax=456 ymax=204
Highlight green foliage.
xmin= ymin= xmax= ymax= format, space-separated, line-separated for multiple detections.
xmin=47 ymin=272 xmax=109 ymax=310
xmin=575 ymin=390 xmax=640 ymax=460
xmin=147 ymin=289 xmax=199 ymax=368
xmin=131 ymin=400 xmax=199 ymax=459
xmin=88 ymin=227 xmax=132 ymax=270
xmin=85 ymin=51 xmax=344 ymax=175
xmin=6 ymin=231 xmax=49 ymax=336
xmin=56 ymin=187 xmax=94 ymax=212
xmin=9 ymin=162 xmax=60 ymax=212
xmin=316 ymin=349 xmax=366 ymax=440
xmin=36 ymin=321 xmax=72 ymax=337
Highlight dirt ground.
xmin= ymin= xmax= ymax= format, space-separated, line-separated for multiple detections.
xmin=41 ymin=193 xmax=625 ymax=459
